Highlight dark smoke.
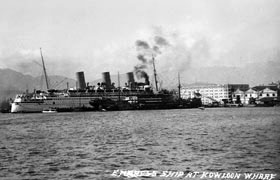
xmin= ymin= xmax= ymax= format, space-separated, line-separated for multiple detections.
xmin=154 ymin=36 xmax=169 ymax=46
xmin=134 ymin=64 xmax=149 ymax=84
xmin=134 ymin=64 xmax=147 ymax=70
xmin=152 ymin=46 xmax=161 ymax=54
xmin=135 ymin=70 xmax=149 ymax=85
xmin=135 ymin=40 xmax=150 ymax=49
xmin=142 ymin=72 xmax=149 ymax=85
xmin=137 ymin=54 xmax=147 ymax=63
xmin=134 ymin=36 xmax=169 ymax=85
xmin=134 ymin=40 xmax=152 ymax=84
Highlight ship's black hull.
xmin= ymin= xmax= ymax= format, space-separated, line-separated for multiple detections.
xmin=89 ymin=96 xmax=202 ymax=111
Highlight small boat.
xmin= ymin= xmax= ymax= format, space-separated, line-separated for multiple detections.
xmin=198 ymin=107 xmax=205 ymax=110
xmin=42 ymin=108 xmax=57 ymax=113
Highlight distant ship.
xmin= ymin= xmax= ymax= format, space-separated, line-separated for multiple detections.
xmin=10 ymin=49 xmax=201 ymax=113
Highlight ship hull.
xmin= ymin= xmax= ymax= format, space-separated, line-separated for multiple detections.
xmin=11 ymin=102 xmax=45 ymax=113
xmin=11 ymin=93 xmax=202 ymax=113
xmin=11 ymin=97 xmax=95 ymax=113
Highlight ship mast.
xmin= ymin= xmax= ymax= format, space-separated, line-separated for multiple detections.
xmin=152 ymin=55 xmax=158 ymax=91
xmin=40 ymin=48 xmax=50 ymax=90
xmin=118 ymin=71 xmax=121 ymax=102
xmin=178 ymin=72 xmax=181 ymax=100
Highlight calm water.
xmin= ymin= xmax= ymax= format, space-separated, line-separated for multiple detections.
xmin=0 ymin=107 xmax=279 ymax=180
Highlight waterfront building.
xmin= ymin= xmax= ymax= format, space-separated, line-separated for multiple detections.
xmin=244 ymin=88 xmax=258 ymax=104
xmin=181 ymin=83 xmax=250 ymax=105
xmin=252 ymin=86 xmax=278 ymax=97
xmin=227 ymin=84 xmax=249 ymax=102
xmin=252 ymin=86 xmax=279 ymax=106
xmin=181 ymin=83 xmax=229 ymax=105
xmin=232 ymin=88 xmax=246 ymax=104
xmin=233 ymin=86 xmax=279 ymax=105
xmin=257 ymin=87 xmax=277 ymax=98
xmin=181 ymin=82 xmax=280 ymax=105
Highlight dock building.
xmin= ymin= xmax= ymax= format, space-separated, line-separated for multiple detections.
xmin=181 ymin=83 xmax=249 ymax=105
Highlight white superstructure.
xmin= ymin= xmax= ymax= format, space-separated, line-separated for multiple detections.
xmin=11 ymin=93 xmax=94 ymax=113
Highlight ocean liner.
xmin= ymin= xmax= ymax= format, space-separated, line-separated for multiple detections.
xmin=10 ymin=49 xmax=201 ymax=113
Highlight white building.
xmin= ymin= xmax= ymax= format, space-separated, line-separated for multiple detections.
xmin=232 ymin=88 xmax=246 ymax=104
xmin=181 ymin=83 xmax=278 ymax=105
xmin=258 ymin=87 xmax=277 ymax=98
xmin=244 ymin=88 xmax=258 ymax=104
xmin=230 ymin=86 xmax=278 ymax=105
xmin=253 ymin=86 xmax=279 ymax=105
xmin=181 ymin=84 xmax=229 ymax=105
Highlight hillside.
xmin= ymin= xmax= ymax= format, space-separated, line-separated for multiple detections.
xmin=0 ymin=68 xmax=76 ymax=100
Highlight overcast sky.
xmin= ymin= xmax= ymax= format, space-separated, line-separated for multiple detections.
xmin=0 ymin=0 xmax=279 ymax=85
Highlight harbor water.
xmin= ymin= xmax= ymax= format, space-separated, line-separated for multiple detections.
xmin=0 ymin=107 xmax=279 ymax=180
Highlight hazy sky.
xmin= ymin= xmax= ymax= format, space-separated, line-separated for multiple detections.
xmin=0 ymin=0 xmax=279 ymax=85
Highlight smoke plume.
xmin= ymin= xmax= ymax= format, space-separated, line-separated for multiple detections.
xmin=134 ymin=64 xmax=149 ymax=84
xmin=134 ymin=33 xmax=171 ymax=86
xmin=154 ymin=36 xmax=169 ymax=46
xmin=135 ymin=40 xmax=150 ymax=50
xmin=134 ymin=40 xmax=152 ymax=84
xmin=137 ymin=54 xmax=147 ymax=63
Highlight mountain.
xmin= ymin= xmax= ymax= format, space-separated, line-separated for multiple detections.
xmin=0 ymin=68 xmax=34 ymax=91
xmin=0 ymin=68 xmax=76 ymax=100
